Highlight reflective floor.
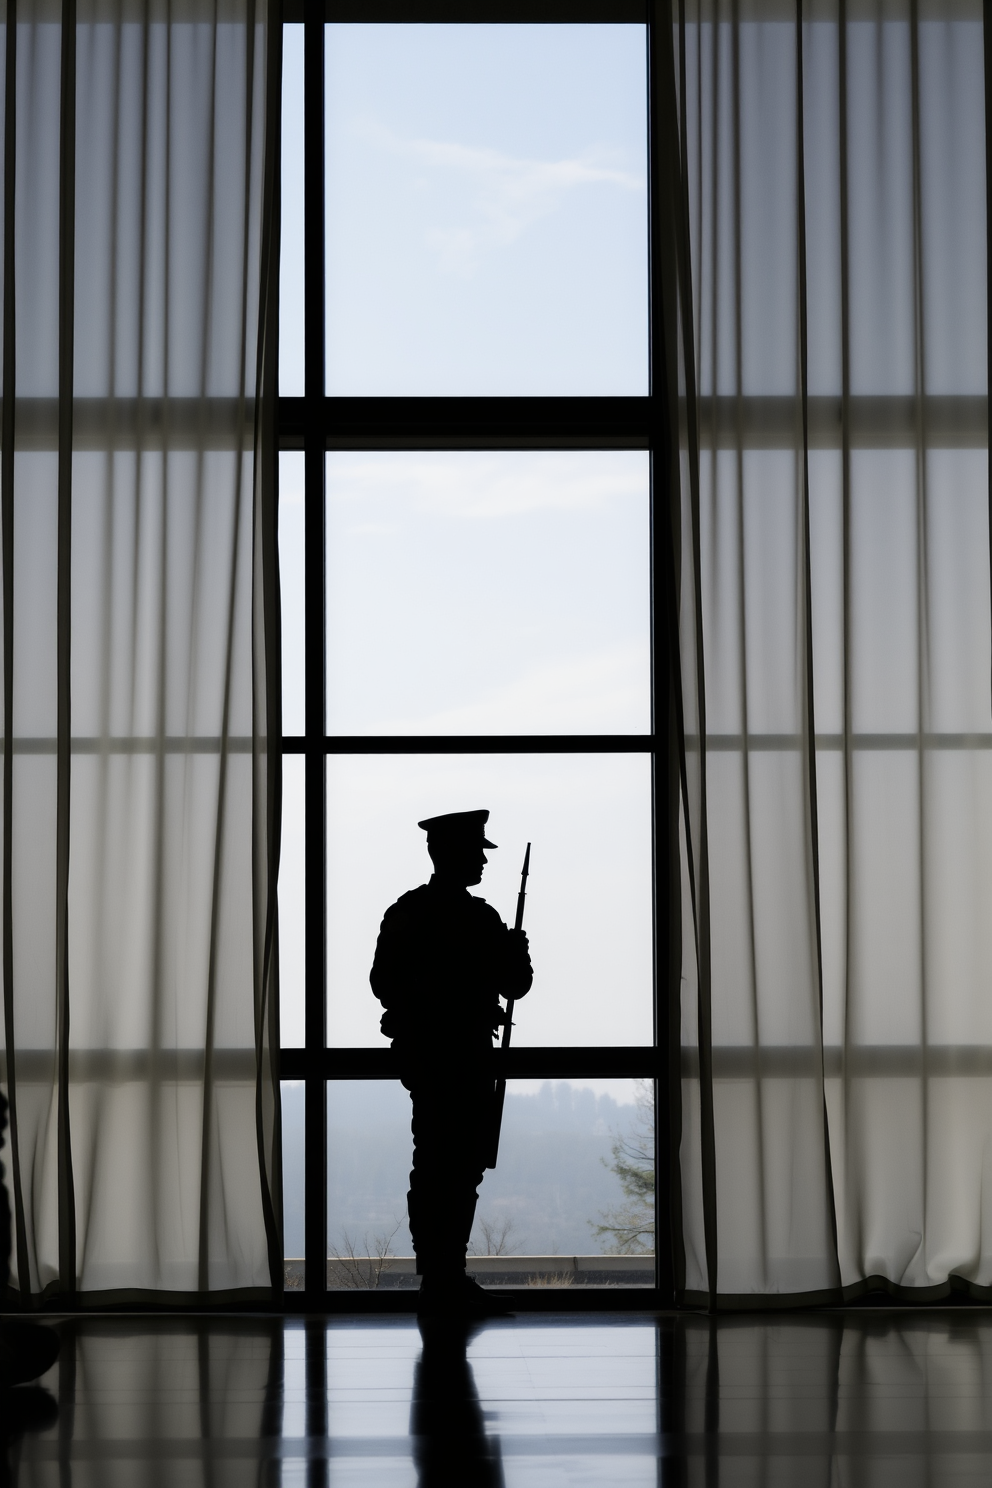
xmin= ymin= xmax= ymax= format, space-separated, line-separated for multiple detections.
xmin=3 ymin=1310 xmax=992 ymax=1482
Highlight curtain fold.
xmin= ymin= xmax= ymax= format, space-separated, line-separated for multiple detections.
xmin=674 ymin=0 xmax=989 ymax=1301
xmin=252 ymin=0 xmax=282 ymax=1301
xmin=0 ymin=0 xmax=281 ymax=1301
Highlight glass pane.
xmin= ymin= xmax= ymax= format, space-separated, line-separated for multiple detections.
xmin=327 ymin=1079 xmax=653 ymax=1288
xmin=283 ymin=1081 xmax=304 ymax=1290
xmin=325 ymin=1321 xmax=658 ymax=1453
xmin=327 ymin=1081 xmax=411 ymax=1290
xmin=327 ymin=752 xmax=652 ymax=1047
xmin=280 ymin=451 xmax=305 ymax=736
xmin=325 ymin=24 xmax=648 ymax=396
xmin=327 ymin=1322 xmax=421 ymax=1445
xmin=491 ymin=1078 xmax=654 ymax=1276
xmin=279 ymin=754 xmax=305 ymax=1047
xmin=280 ymin=24 xmax=304 ymax=396
xmin=325 ymin=451 xmax=649 ymax=735
xmin=282 ymin=1327 xmax=307 ymax=1439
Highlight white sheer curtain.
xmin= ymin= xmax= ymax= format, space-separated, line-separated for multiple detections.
xmin=0 ymin=0 xmax=282 ymax=1300
xmin=673 ymin=0 xmax=989 ymax=1300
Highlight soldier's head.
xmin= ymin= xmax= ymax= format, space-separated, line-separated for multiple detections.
xmin=418 ymin=810 xmax=496 ymax=888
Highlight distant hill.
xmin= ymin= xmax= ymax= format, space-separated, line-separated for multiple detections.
xmin=282 ymin=1080 xmax=648 ymax=1258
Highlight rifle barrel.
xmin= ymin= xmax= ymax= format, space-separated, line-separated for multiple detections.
xmin=488 ymin=842 xmax=531 ymax=1165
xmin=512 ymin=841 xmax=531 ymax=934
xmin=501 ymin=842 xmax=531 ymax=1052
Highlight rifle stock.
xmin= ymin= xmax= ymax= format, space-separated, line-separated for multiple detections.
xmin=486 ymin=842 xmax=530 ymax=1170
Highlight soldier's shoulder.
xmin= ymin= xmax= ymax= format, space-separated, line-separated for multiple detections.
xmin=380 ymin=884 xmax=432 ymax=923
xmin=467 ymin=894 xmax=507 ymax=928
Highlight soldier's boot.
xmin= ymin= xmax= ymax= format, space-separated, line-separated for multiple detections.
xmin=453 ymin=1275 xmax=513 ymax=1318
xmin=417 ymin=1272 xmax=513 ymax=1320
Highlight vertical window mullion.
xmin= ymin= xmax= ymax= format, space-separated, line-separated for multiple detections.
xmin=647 ymin=8 xmax=677 ymax=1309
xmin=303 ymin=0 xmax=327 ymax=1312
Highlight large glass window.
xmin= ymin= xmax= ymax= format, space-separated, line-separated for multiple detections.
xmin=277 ymin=8 xmax=663 ymax=1306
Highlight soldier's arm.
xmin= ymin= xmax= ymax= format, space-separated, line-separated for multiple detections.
xmin=370 ymin=902 xmax=417 ymax=1007
xmin=478 ymin=904 xmax=532 ymax=999
xmin=504 ymin=927 xmax=533 ymax=997
xmin=371 ymin=900 xmax=433 ymax=1044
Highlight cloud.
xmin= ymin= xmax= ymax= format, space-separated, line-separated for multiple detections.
xmin=354 ymin=118 xmax=644 ymax=276
xmin=329 ymin=451 xmax=648 ymax=521
xmin=372 ymin=642 xmax=651 ymax=736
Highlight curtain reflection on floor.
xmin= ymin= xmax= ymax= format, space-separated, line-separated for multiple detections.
xmin=3 ymin=1314 xmax=992 ymax=1481
xmin=3 ymin=1317 xmax=285 ymax=1488
xmin=672 ymin=1312 xmax=992 ymax=1486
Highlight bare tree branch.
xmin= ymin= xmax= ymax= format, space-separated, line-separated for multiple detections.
xmin=328 ymin=1223 xmax=400 ymax=1289
xmin=469 ymin=1213 xmax=520 ymax=1257
xmin=591 ymin=1080 xmax=655 ymax=1255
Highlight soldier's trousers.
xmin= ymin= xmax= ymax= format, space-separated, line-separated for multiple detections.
xmin=405 ymin=1074 xmax=494 ymax=1281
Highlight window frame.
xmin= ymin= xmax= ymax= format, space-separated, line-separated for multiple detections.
xmin=278 ymin=0 xmax=677 ymax=1313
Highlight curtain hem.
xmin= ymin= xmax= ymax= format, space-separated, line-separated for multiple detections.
xmin=682 ymin=1273 xmax=992 ymax=1310
xmin=1 ymin=1284 xmax=282 ymax=1310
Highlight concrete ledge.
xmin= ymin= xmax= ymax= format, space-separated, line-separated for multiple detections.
xmin=285 ymin=1256 xmax=655 ymax=1292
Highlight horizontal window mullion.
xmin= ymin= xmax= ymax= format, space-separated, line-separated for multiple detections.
xmin=288 ymin=0 xmax=978 ymax=22
xmin=693 ymin=394 xmax=987 ymax=450
xmin=698 ymin=733 xmax=992 ymax=752
xmin=3 ymin=736 xmax=254 ymax=755
xmin=280 ymin=735 xmax=654 ymax=754
xmin=325 ymin=734 xmax=655 ymax=754
xmin=277 ymin=395 xmax=655 ymax=451
xmin=287 ymin=0 xmax=649 ymax=22
xmin=683 ymin=1046 xmax=992 ymax=1078
xmin=23 ymin=732 xmax=992 ymax=757
xmin=1 ymin=1049 xmax=256 ymax=1080
xmin=275 ymin=394 xmax=990 ymax=454
xmin=283 ymin=733 xmax=992 ymax=754
xmin=280 ymin=1047 xmax=659 ymax=1080
xmin=7 ymin=396 xmax=254 ymax=450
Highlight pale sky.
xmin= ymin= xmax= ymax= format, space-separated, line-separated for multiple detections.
xmin=281 ymin=23 xmax=649 ymax=396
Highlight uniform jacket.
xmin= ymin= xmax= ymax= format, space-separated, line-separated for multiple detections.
xmin=370 ymin=876 xmax=532 ymax=1060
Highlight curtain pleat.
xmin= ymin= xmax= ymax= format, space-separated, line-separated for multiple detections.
xmin=675 ymin=0 xmax=990 ymax=1302
xmin=252 ymin=0 xmax=282 ymax=1298
xmin=796 ymin=0 xmax=842 ymax=1295
xmin=671 ymin=0 xmax=719 ymax=1309
xmin=1 ymin=0 xmax=29 ymax=1304
xmin=56 ymin=0 xmax=76 ymax=1297
xmin=0 ymin=0 xmax=280 ymax=1301
xmin=650 ymin=0 xmax=694 ymax=1306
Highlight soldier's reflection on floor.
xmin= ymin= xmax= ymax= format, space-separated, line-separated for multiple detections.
xmin=410 ymin=1319 xmax=504 ymax=1488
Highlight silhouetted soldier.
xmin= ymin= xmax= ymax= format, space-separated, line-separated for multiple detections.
xmin=370 ymin=810 xmax=532 ymax=1316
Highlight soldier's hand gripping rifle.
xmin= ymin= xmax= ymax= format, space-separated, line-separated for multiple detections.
xmin=486 ymin=842 xmax=530 ymax=1171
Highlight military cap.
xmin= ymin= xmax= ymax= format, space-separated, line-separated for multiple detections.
xmin=418 ymin=809 xmax=497 ymax=848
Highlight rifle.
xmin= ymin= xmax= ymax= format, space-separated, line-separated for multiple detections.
xmin=486 ymin=842 xmax=530 ymax=1170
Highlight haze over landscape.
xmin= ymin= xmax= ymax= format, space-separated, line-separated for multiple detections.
xmin=283 ymin=1080 xmax=651 ymax=1260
